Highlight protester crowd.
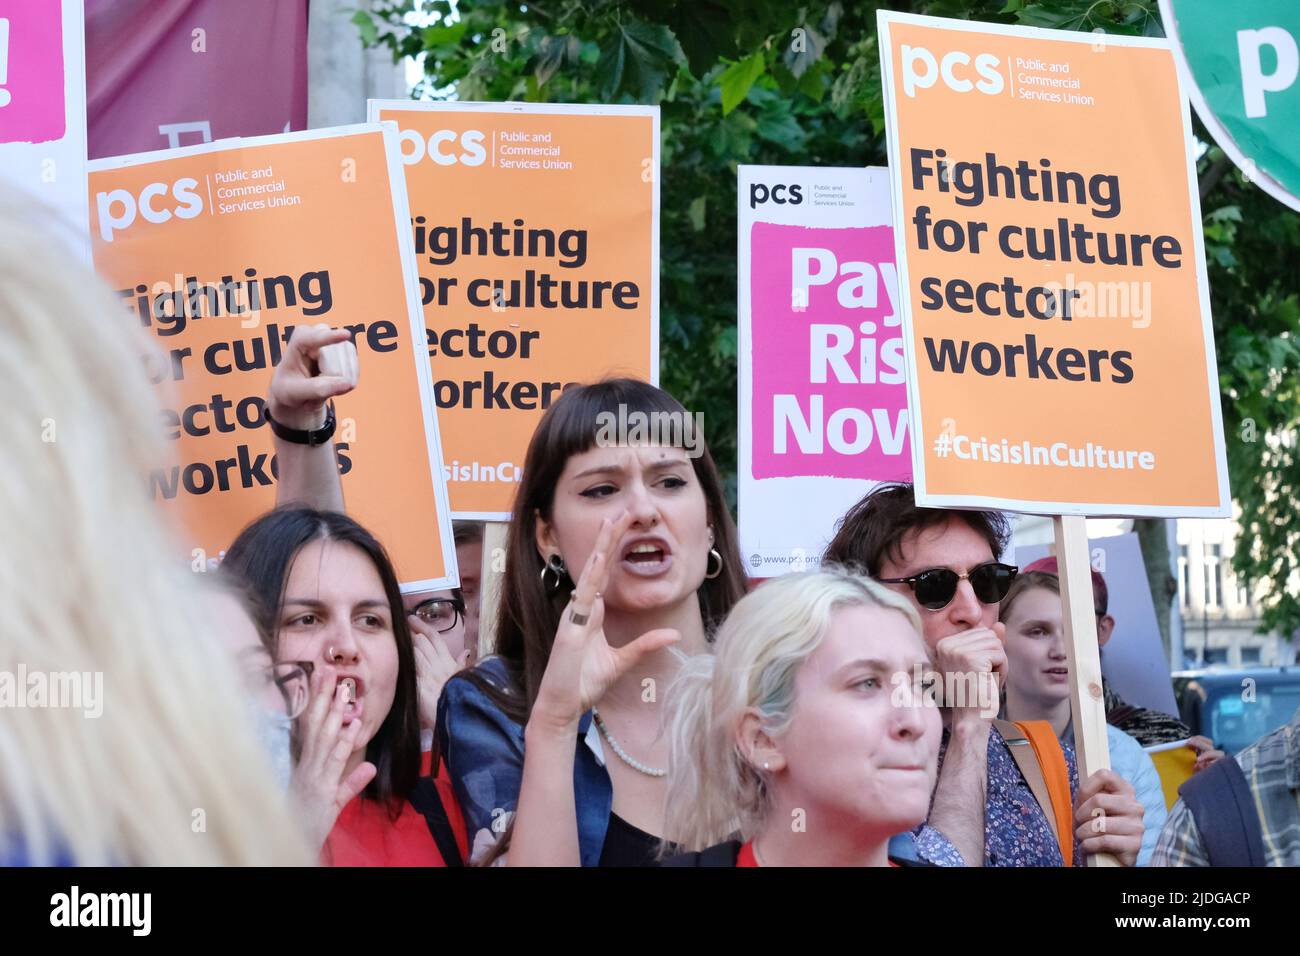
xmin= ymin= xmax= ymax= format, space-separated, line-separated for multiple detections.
xmin=2 ymin=200 xmax=1296 ymax=869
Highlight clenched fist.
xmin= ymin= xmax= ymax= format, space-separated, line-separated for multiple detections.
xmin=932 ymin=623 xmax=1007 ymax=723
xmin=267 ymin=324 xmax=359 ymax=430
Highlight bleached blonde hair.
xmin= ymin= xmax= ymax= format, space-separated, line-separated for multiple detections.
xmin=0 ymin=193 xmax=311 ymax=865
xmin=662 ymin=568 xmax=922 ymax=852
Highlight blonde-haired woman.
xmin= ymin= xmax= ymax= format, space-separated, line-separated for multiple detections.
xmin=661 ymin=569 xmax=942 ymax=866
xmin=0 ymin=195 xmax=310 ymax=865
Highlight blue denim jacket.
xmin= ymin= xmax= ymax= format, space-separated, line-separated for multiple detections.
xmin=436 ymin=656 xmax=616 ymax=867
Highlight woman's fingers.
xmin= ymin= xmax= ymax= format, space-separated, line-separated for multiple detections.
xmin=410 ymin=618 xmax=453 ymax=665
xmin=426 ymin=631 xmax=457 ymax=670
xmin=559 ymin=589 xmax=606 ymax=651
xmin=1194 ymin=750 xmax=1226 ymax=773
xmin=535 ymin=510 xmax=645 ymax=723
xmin=613 ymin=628 xmax=682 ymax=677
xmin=314 ymin=337 xmax=360 ymax=400
xmin=568 ymin=519 xmax=611 ymax=619
xmin=298 ymin=664 xmax=337 ymax=754
xmin=312 ymin=678 xmax=349 ymax=765
xmin=323 ymin=711 xmax=365 ymax=780
xmin=409 ymin=618 xmax=444 ymax=671
xmin=593 ymin=510 xmax=634 ymax=596
xmin=326 ymin=712 xmax=361 ymax=768
xmin=569 ymin=510 xmax=633 ymax=626
xmin=412 ymin=631 xmax=460 ymax=688
xmin=269 ymin=325 xmax=356 ymax=423
xmin=317 ymin=340 xmax=359 ymax=385
xmin=291 ymin=323 xmax=351 ymax=363
xmin=338 ymin=761 xmax=377 ymax=809
xmin=408 ymin=614 xmax=439 ymax=642
xmin=410 ymin=624 xmax=434 ymax=667
xmin=295 ymin=374 xmax=355 ymax=405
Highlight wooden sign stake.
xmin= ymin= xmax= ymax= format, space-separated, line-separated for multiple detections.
xmin=1053 ymin=513 xmax=1117 ymax=867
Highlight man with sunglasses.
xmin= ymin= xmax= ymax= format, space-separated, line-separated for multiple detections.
xmin=824 ymin=483 xmax=1145 ymax=867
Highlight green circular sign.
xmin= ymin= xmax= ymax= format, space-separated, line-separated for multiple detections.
xmin=1160 ymin=0 xmax=1300 ymax=212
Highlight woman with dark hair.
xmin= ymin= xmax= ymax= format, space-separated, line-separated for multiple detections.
xmin=475 ymin=379 xmax=747 ymax=866
xmin=223 ymin=507 xmax=468 ymax=866
xmin=265 ymin=333 xmax=747 ymax=866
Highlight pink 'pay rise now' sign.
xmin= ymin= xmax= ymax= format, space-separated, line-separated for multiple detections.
xmin=0 ymin=1 xmax=66 ymax=144
xmin=749 ymin=221 xmax=912 ymax=482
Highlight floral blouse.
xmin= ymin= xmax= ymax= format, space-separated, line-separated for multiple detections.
xmin=911 ymin=723 xmax=1083 ymax=867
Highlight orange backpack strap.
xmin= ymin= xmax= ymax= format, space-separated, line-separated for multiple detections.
xmin=994 ymin=720 xmax=1058 ymax=850
xmin=1016 ymin=720 xmax=1074 ymax=867
xmin=993 ymin=719 xmax=1074 ymax=867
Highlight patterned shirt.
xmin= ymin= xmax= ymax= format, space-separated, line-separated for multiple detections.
xmin=914 ymin=724 xmax=1082 ymax=867
xmin=1152 ymin=707 xmax=1300 ymax=866
xmin=1105 ymin=681 xmax=1192 ymax=746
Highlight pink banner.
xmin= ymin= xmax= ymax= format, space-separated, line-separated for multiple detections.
xmin=0 ymin=0 xmax=66 ymax=144
xmin=750 ymin=221 xmax=912 ymax=481
xmin=85 ymin=0 xmax=307 ymax=160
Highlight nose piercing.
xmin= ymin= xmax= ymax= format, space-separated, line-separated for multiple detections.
xmin=327 ymin=645 xmax=339 ymax=661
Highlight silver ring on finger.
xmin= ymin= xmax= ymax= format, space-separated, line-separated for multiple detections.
xmin=569 ymin=607 xmax=590 ymax=626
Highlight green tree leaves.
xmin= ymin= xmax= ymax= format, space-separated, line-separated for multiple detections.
xmin=719 ymin=53 xmax=766 ymax=114
xmin=596 ymin=20 xmax=687 ymax=101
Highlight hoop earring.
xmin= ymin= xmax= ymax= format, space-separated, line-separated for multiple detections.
xmin=705 ymin=547 xmax=723 ymax=580
xmin=540 ymin=553 xmax=568 ymax=592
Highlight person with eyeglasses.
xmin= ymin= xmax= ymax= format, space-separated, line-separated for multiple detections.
xmin=823 ymin=482 xmax=1146 ymax=867
xmin=404 ymin=589 xmax=473 ymax=771
xmin=451 ymin=522 xmax=485 ymax=652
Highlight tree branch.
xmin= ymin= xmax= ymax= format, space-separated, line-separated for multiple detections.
xmin=1199 ymin=154 xmax=1233 ymax=202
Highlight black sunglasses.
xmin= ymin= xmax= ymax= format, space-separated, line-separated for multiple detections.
xmin=878 ymin=562 xmax=1019 ymax=611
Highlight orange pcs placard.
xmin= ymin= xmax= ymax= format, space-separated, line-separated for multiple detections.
xmin=367 ymin=101 xmax=659 ymax=519
xmin=878 ymin=12 xmax=1230 ymax=517
xmin=88 ymin=124 xmax=457 ymax=590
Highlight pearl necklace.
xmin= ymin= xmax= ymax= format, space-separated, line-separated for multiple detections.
xmin=591 ymin=708 xmax=666 ymax=777
xmin=591 ymin=647 xmax=691 ymax=778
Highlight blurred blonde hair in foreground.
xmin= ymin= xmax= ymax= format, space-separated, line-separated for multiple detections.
xmin=0 ymin=194 xmax=310 ymax=865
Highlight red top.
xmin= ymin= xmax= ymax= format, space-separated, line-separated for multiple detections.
xmin=321 ymin=764 xmax=468 ymax=867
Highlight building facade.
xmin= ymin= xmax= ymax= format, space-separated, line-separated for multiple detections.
xmin=1176 ymin=517 xmax=1296 ymax=668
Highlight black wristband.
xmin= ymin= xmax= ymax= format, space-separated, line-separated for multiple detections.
xmin=265 ymin=400 xmax=336 ymax=446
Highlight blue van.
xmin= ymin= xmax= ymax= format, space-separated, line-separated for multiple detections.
xmin=1172 ymin=667 xmax=1300 ymax=755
